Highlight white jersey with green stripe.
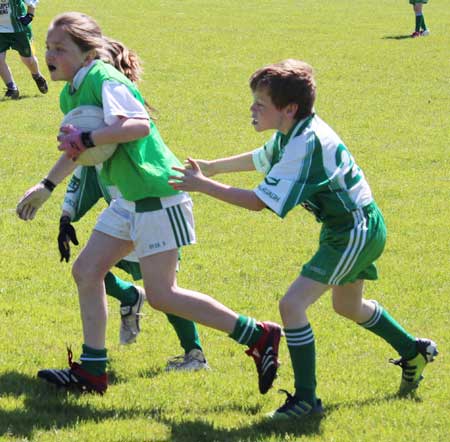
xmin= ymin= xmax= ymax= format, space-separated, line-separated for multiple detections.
xmin=62 ymin=165 xmax=112 ymax=222
xmin=253 ymin=114 xmax=373 ymax=223
xmin=0 ymin=0 xmax=36 ymax=33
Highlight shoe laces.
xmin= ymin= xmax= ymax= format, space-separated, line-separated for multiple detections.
xmin=167 ymin=354 xmax=185 ymax=364
xmin=121 ymin=310 xmax=144 ymax=327
xmin=277 ymin=389 xmax=298 ymax=411
xmin=66 ymin=346 xmax=76 ymax=369
xmin=389 ymin=356 xmax=407 ymax=368
xmin=389 ymin=356 xmax=419 ymax=382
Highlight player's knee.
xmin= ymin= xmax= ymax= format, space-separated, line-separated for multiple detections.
xmin=145 ymin=286 xmax=173 ymax=312
xmin=279 ymin=294 xmax=304 ymax=318
xmin=72 ymin=256 xmax=102 ymax=286
xmin=332 ymin=299 xmax=359 ymax=321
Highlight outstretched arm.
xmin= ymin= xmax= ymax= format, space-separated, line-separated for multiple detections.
xmin=16 ymin=154 xmax=78 ymax=221
xmin=186 ymin=151 xmax=256 ymax=177
xmin=169 ymin=158 xmax=266 ymax=211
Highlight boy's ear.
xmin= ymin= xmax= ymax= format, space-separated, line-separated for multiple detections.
xmin=285 ymin=103 xmax=298 ymax=118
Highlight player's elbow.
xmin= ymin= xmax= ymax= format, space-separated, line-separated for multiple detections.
xmin=139 ymin=120 xmax=150 ymax=137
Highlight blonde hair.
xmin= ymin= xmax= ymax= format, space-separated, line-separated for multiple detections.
xmin=50 ymin=12 xmax=142 ymax=83
xmin=250 ymin=59 xmax=316 ymax=120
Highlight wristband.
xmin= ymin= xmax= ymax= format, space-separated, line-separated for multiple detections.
xmin=81 ymin=131 xmax=96 ymax=148
xmin=41 ymin=178 xmax=56 ymax=192
xmin=60 ymin=215 xmax=71 ymax=225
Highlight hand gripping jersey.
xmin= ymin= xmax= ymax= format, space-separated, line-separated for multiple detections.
xmin=253 ymin=114 xmax=374 ymax=224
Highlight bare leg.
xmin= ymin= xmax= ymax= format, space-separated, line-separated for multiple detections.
xmin=332 ymin=279 xmax=375 ymax=323
xmin=72 ymin=230 xmax=134 ymax=349
xmin=0 ymin=52 xmax=14 ymax=85
xmin=279 ymin=275 xmax=328 ymax=328
xmin=413 ymin=3 xmax=423 ymax=15
xmin=20 ymin=54 xmax=41 ymax=76
xmin=139 ymin=249 xmax=238 ymax=333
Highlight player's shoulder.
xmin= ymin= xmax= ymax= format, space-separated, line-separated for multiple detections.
xmin=309 ymin=116 xmax=344 ymax=150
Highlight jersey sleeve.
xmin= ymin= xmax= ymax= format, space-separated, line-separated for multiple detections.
xmin=252 ymin=134 xmax=276 ymax=174
xmin=62 ymin=166 xmax=103 ymax=222
xmin=25 ymin=0 xmax=39 ymax=7
xmin=253 ymin=132 xmax=318 ymax=218
xmin=101 ymin=81 xmax=149 ymax=126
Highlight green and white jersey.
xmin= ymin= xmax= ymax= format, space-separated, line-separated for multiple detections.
xmin=0 ymin=0 xmax=36 ymax=33
xmin=62 ymin=165 xmax=111 ymax=222
xmin=60 ymin=60 xmax=183 ymax=202
xmin=253 ymin=114 xmax=373 ymax=223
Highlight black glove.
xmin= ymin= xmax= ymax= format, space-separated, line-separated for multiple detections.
xmin=18 ymin=13 xmax=34 ymax=26
xmin=58 ymin=215 xmax=79 ymax=263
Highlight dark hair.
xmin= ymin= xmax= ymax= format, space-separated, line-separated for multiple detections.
xmin=249 ymin=59 xmax=316 ymax=120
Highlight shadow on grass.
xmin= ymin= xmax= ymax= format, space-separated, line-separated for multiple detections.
xmin=0 ymin=371 xmax=146 ymax=439
xmin=382 ymin=34 xmax=413 ymax=40
xmin=0 ymin=371 xmax=422 ymax=441
xmin=165 ymin=414 xmax=324 ymax=442
xmin=324 ymin=391 xmax=422 ymax=413
xmin=0 ymin=94 xmax=45 ymax=103
xmin=137 ymin=366 xmax=166 ymax=379
xmin=164 ymin=392 xmax=422 ymax=442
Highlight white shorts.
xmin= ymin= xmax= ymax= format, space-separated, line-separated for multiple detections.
xmin=95 ymin=196 xmax=196 ymax=259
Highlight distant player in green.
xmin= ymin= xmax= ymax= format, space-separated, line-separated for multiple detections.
xmin=0 ymin=0 xmax=48 ymax=98
xmin=169 ymin=59 xmax=438 ymax=420
xmin=16 ymin=12 xmax=281 ymax=398
xmin=60 ymin=165 xmax=209 ymax=370
xmin=409 ymin=0 xmax=430 ymax=38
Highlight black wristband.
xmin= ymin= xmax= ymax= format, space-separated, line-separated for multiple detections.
xmin=60 ymin=215 xmax=71 ymax=225
xmin=81 ymin=131 xmax=96 ymax=148
xmin=41 ymin=178 xmax=56 ymax=192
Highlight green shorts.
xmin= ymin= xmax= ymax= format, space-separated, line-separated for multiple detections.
xmin=301 ymin=202 xmax=386 ymax=286
xmin=0 ymin=30 xmax=34 ymax=57
xmin=409 ymin=0 xmax=428 ymax=4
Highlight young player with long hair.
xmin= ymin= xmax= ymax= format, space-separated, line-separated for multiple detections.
xmin=169 ymin=59 xmax=438 ymax=420
xmin=16 ymin=12 xmax=281 ymax=396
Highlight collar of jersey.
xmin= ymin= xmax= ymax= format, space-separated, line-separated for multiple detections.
xmin=69 ymin=60 xmax=98 ymax=94
xmin=291 ymin=113 xmax=314 ymax=140
xmin=278 ymin=113 xmax=315 ymax=150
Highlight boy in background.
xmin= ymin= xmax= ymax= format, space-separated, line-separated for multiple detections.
xmin=0 ymin=0 xmax=47 ymax=98
xmin=409 ymin=0 xmax=430 ymax=38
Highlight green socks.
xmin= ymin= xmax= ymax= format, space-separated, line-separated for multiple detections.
xmin=166 ymin=313 xmax=203 ymax=353
xmin=415 ymin=14 xmax=427 ymax=32
xmin=104 ymin=272 xmax=139 ymax=307
xmin=359 ymin=300 xmax=417 ymax=359
xmin=285 ymin=324 xmax=317 ymax=406
xmin=104 ymin=272 xmax=205 ymax=355
xmin=421 ymin=15 xmax=427 ymax=31
xmin=229 ymin=314 xmax=263 ymax=347
xmin=80 ymin=344 xmax=107 ymax=376
xmin=415 ymin=14 xmax=422 ymax=32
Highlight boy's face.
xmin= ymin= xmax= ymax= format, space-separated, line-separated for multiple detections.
xmin=250 ymin=87 xmax=297 ymax=134
xmin=45 ymin=26 xmax=91 ymax=83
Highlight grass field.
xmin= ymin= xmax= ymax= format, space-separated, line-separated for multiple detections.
xmin=0 ymin=1 xmax=449 ymax=441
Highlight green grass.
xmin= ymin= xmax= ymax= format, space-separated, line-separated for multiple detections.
xmin=1 ymin=0 xmax=449 ymax=441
